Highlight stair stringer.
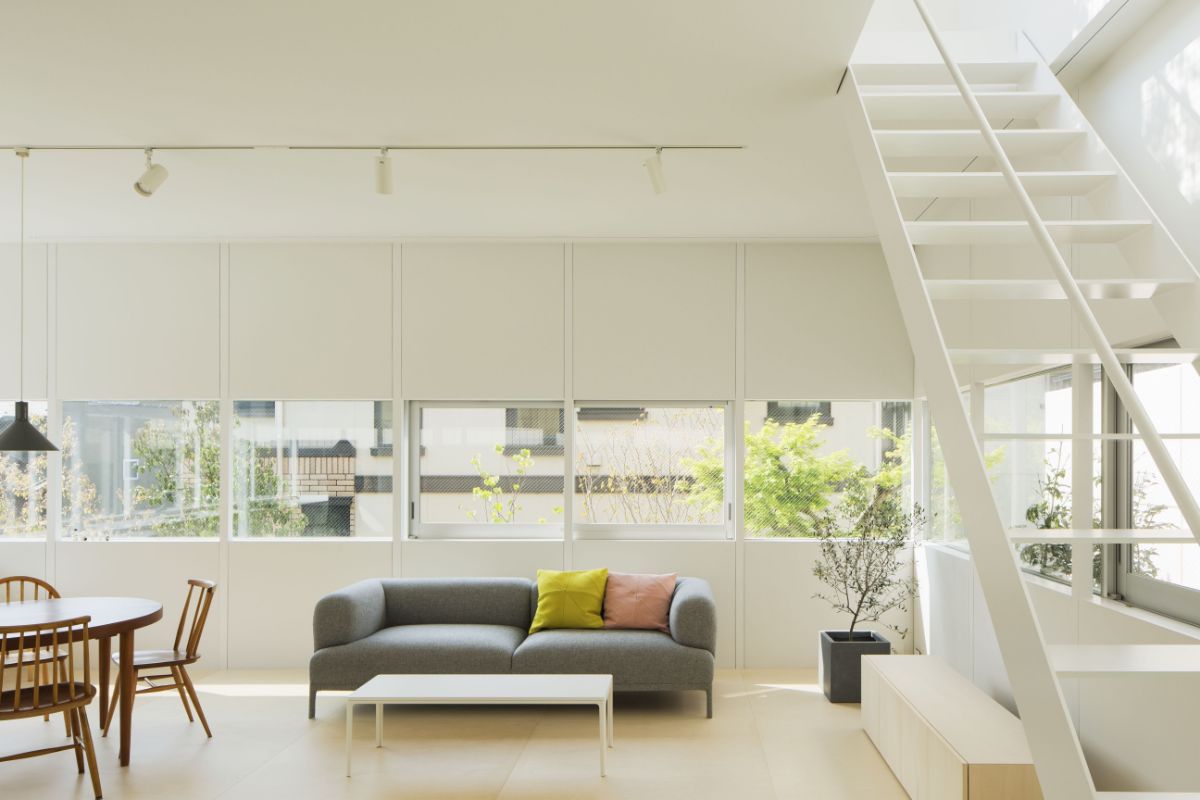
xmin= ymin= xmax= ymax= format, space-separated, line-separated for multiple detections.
xmin=843 ymin=73 xmax=1098 ymax=800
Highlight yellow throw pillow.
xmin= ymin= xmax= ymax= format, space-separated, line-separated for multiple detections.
xmin=529 ymin=568 xmax=609 ymax=633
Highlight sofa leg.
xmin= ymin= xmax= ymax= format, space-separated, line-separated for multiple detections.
xmin=705 ymin=687 xmax=713 ymax=719
xmin=309 ymin=687 xmax=317 ymax=720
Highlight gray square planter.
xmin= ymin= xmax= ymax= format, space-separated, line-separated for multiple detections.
xmin=819 ymin=630 xmax=891 ymax=703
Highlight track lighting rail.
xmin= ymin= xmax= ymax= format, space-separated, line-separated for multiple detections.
xmin=3 ymin=144 xmax=744 ymax=152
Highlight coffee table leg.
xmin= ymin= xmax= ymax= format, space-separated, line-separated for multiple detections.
xmin=375 ymin=703 xmax=383 ymax=747
xmin=345 ymin=702 xmax=353 ymax=777
xmin=597 ymin=702 xmax=607 ymax=777
xmin=607 ymin=686 xmax=614 ymax=747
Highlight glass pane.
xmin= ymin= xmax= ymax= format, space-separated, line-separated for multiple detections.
xmin=0 ymin=401 xmax=50 ymax=538
xmin=984 ymin=368 xmax=1074 ymax=435
xmin=1133 ymin=362 xmax=1200 ymax=434
xmin=744 ymin=400 xmax=912 ymax=538
xmin=419 ymin=406 xmax=564 ymax=526
xmin=232 ymin=400 xmax=392 ymax=537
xmin=929 ymin=424 xmax=963 ymax=541
xmin=1129 ymin=439 xmax=1200 ymax=589
xmin=63 ymin=401 xmax=220 ymax=539
xmin=575 ymin=405 xmax=724 ymax=526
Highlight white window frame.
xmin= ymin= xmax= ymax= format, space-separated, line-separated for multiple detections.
xmin=571 ymin=401 xmax=732 ymax=541
xmin=409 ymin=400 xmax=566 ymax=540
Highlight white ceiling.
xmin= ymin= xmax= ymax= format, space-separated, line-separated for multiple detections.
xmin=0 ymin=1 xmax=875 ymax=240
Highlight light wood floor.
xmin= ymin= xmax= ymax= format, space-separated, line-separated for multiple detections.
xmin=0 ymin=669 xmax=906 ymax=799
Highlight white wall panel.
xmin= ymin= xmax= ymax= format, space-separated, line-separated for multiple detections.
xmin=573 ymin=243 xmax=736 ymax=401
xmin=402 ymin=244 xmax=564 ymax=399
xmin=0 ymin=246 xmax=48 ymax=399
xmin=743 ymin=540 xmax=914 ymax=667
xmin=572 ymin=539 xmax=736 ymax=667
xmin=227 ymin=540 xmax=391 ymax=668
xmin=0 ymin=540 xmax=47 ymax=580
xmin=54 ymin=541 xmax=223 ymax=669
xmin=745 ymin=243 xmax=913 ymax=399
xmin=57 ymin=244 xmax=219 ymax=399
xmin=401 ymin=539 xmax=562 ymax=578
xmin=228 ymin=243 xmax=391 ymax=399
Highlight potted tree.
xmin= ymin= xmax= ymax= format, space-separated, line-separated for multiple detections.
xmin=812 ymin=477 xmax=922 ymax=703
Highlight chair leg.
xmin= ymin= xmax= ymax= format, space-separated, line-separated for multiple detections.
xmin=42 ymin=662 xmax=51 ymax=723
xmin=178 ymin=666 xmax=211 ymax=738
xmin=69 ymin=707 xmax=84 ymax=774
xmin=102 ymin=679 xmax=120 ymax=738
xmin=77 ymin=706 xmax=103 ymax=800
xmin=171 ymin=666 xmax=194 ymax=722
xmin=63 ymin=710 xmax=73 ymax=738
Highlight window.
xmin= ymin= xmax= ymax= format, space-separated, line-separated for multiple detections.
xmin=413 ymin=403 xmax=564 ymax=537
xmin=1117 ymin=358 xmax=1200 ymax=623
xmin=62 ymin=401 xmax=220 ymax=539
xmin=766 ymin=401 xmax=833 ymax=426
xmin=231 ymin=401 xmax=392 ymax=538
xmin=745 ymin=400 xmax=911 ymax=538
xmin=0 ymin=401 xmax=50 ymax=538
xmin=373 ymin=401 xmax=393 ymax=456
xmin=504 ymin=407 xmax=565 ymax=454
xmin=574 ymin=404 xmax=727 ymax=536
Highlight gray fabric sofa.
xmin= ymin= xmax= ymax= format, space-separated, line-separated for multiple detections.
xmin=309 ymin=576 xmax=716 ymax=718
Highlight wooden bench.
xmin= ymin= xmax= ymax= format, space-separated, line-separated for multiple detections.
xmin=861 ymin=655 xmax=1043 ymax=800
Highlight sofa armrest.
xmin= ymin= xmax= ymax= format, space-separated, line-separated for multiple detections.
xmin=313 ymin=579 xmax=386 ymax=651
xmin=669 ymin=577 xmax=717 ymax=655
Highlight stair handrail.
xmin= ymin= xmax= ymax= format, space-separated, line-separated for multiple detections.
xmin=909 ymin=0 xmax=1200 ymax=546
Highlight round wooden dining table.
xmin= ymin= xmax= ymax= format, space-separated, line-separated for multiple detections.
xmin=0 ymin=596 xmax=162 ymax=767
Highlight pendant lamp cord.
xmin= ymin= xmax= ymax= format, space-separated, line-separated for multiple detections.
xmin=16 ymin=148 xmax=26 ymax=402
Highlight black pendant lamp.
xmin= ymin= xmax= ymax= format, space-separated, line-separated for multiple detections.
xmin=0 ymin=148 xmax=57 ymax=452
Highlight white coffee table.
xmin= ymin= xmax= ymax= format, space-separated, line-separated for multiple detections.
xmin=345 ymin=673 xmax=614 ymax=778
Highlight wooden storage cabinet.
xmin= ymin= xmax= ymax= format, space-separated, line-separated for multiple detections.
xmin=861 ymin=656 xmax=1042 ymax=800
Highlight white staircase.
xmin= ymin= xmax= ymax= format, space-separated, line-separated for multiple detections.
xmin=844 ymin=2 xmax=1200 ymax=798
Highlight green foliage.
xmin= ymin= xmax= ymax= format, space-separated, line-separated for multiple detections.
xmin=1019 ymin=448 xmax=1164 ymax=582
xmin=129 ymin=403 xmax=306 ymax=537
xmin=811 ymin=479 xmax=924 ymax=637
xmin=465 ymin=445 xmax=562 ymax=524
xmin=0 ymin=415 xmax=96 ymax=535
xmin=686 ymin=414 xmax=910 ymax=538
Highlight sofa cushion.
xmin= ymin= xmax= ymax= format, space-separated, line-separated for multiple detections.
xmin=512 ymin=629 xmax=713 ymax=689
xmin=603 ymin=572 xmax=676 ymax=632
xmin=529 ymin=568 xmax=608 ymax=633
xmin=310 ymin=623 xmax=525 ymax=688
xmin=381 ymin=578 xmax=533 ymax=629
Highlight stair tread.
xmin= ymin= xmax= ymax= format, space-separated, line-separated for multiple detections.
xmin=890 ymin=171 xmax=1115 ymax=197
xmin=925 ymin=278 xmax=1190 ymax=300
xmin=854 ymin=61 xmax=1036 ymax=85
xmin=1048 ymin=644 xmax=1200 ymax=676
xmin=1009 ymin=528 xmax=1194 ymax=544
xmin=875 ymin=129 xmax=1085 ymax=157
xmin=863 ymin=91 xmax=1058 ymax=122
xmin=948 ymin=348 xmax=1200 ymax=365
xmin=908 ymin=219 xmax=1151 ymax=244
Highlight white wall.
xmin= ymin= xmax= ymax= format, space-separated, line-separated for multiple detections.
xmin=1077 ymin=0 xmax=1200 ymax=277
xmin=922 ymin=543 xmax=1200 ymax=792
xmin=0 ymin=240 xmax=916 ymax=673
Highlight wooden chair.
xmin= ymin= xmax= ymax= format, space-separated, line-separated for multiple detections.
xmin=0 ymin=615 xmax=103 ymax=799
xmin=0 ymin=576 xmax=70 ymax=731
xmin=103 ymin=578 xmax=215 ymax=739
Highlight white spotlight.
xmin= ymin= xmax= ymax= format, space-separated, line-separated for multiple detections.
xmin=643 ymin=147 xmax=666 ymax=195
xmin=375 ymin=148 xmax=393 ymax=195
xmin=133 ymin=148 xmax=168 ymax=197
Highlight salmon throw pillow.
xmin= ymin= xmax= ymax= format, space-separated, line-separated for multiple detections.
xmin=602 ymin=572 xmax=677 ymax=633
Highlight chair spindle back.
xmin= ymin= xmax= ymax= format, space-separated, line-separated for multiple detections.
xmin=0 ymin=616 xmax=91 ymax=717
xmin=0 ymin=576 xmax=61 ymax=604
xmin=173 ymin=579 xmax=216 ymax=660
